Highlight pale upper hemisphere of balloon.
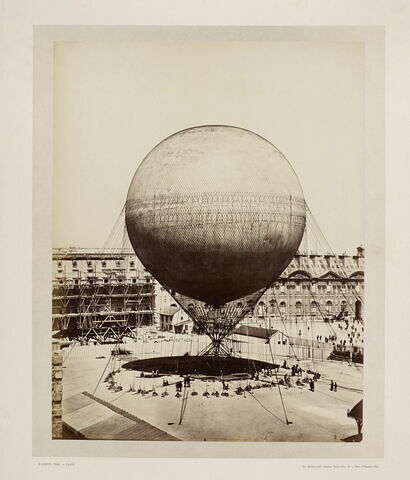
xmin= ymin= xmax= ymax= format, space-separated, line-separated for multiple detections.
xmin=127 ymin=126 xmax=304 ymax=200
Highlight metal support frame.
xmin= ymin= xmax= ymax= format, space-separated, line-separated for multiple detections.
xmin=52 ymin=265 xmax=155 ymax=343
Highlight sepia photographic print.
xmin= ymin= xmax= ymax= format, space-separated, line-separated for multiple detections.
xmin=32 ymin=25 xmax=385 ymax=458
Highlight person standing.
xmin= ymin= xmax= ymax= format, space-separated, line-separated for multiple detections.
xmin=334 ymin=382 xmax=338 ymax=392
xmin=330 ymin=380 xmax=334 ymax=391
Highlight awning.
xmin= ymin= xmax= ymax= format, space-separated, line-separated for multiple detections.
xmin=347 ymin=399 xmax=363 ymax=421
xmin=233 ymin=325 xmax=279 ymax=340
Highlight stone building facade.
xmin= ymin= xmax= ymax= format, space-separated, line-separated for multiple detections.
xmin=52 ymin=247 xmax=364 ymax=337
xmin=251 ymin=248 xmax=364 ymax=327
xmin=52 ymin=249 xmax=157 ymax=339
xmin=159 ymin=306 xmax=193 ymax=333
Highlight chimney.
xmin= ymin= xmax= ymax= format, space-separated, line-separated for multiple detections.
xmin=356 ymin=246 xmax=364 ymax=258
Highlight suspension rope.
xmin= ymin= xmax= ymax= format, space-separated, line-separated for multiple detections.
xmin=265 ymin=334 xmax=291 ymax=425
xmin=303 ymin=211 xmax=344 ymax=353
xmin=103 ymin=203 xmax=126 ymax=250
xmin=178 ymin=383 xmax=190 ymax=425
xmin=306 ymin=206 xmax=364 ymax=306
xmin=171 ymin=329 xmax=177 ymax=356
xmin=246 ymin=389 xmax=288 ymax=425
xmin=92 ymin=300 xmax=133 ymax=395
xmin=93 ymin=355 xmax=114 ymax=395
xmin=272 ymin=291 xmax=299 ymax=360
xmin=309 ymin=309 xmax=316 ymax=371
xmin=309 ymin=289 xmax=337 ymax=338
xmin=62 ymin=339 xmax=78 ymax=365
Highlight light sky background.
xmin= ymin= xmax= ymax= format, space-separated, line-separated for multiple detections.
xmin=53 ymin=40 xmax=364 ymax=254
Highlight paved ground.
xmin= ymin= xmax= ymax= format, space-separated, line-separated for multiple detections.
xmin=62 ymin=316 xmax=363 ymax=364
xmin=61 ymin=326 xmax=363 ymax=442
xmin=63 ymin=391 xmax=179 ymax=440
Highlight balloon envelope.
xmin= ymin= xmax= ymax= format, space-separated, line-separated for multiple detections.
xmin=126 ymin=125 xmax=305 ymax=306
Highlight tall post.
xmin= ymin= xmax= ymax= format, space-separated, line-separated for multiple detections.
xmin=52 ymin=340 xmax=63 ymax=438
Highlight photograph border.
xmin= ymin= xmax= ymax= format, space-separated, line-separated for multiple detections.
xmin=33 ymin=25 xmax=384 ymax=459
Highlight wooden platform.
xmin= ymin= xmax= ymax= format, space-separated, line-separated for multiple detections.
xmin=63 ymin=391 xmax=179 ymax=441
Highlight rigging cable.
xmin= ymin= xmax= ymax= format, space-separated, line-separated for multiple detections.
xmin=272 ymin=291 xmax=299 ymax=360
xmin=93 ymin=354 xmax=114 ymax=395
xmin=178 ymin=383 xmax=190 ymax=425
xmin=246 ymin=389 xmax=289 ymax=425
xmin=266 ymin=332 xmax=291 ymax=425
xmin=306 ymin=206 xmax=363 ymax=306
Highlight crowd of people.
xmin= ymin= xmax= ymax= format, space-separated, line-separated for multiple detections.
xmin=110 ymin=362 xmax=345 ymax=399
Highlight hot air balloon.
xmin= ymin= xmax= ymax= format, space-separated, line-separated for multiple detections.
xmin=125 ymin=125 xmax=305 ymax=359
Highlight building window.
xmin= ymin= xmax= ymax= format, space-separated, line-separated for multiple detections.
xmin=269 ymin=300 xmax=276 ymax=314
xmin=72 ymin=260 xmax=78 ymax=269
xmin=116 ymin=260 xmax=121 ymax=268
xmin=257 ymin=302 xmax=265 ymax=316
xmin=326 ymin=301 xmax=332 ymax=313
xmin=130 ymin=261 xmax=135 ymax=268
xmin=132 ymin=278 xmax=137 ymax=283
xmin=311 ymin=301 xmax=318 ymax=315
xmin=101 ymin=260 xmax=107 ymax=268
xmin=295 ymin=301 xmax=302 ymax=315
xmin=279 ymin=302 xmax=286 ymax=315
